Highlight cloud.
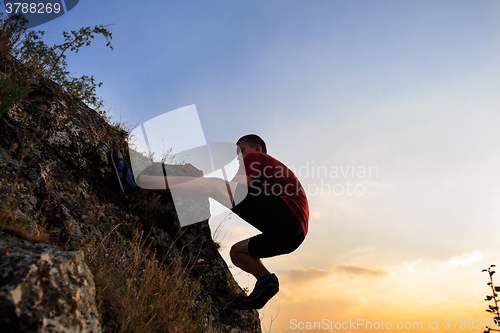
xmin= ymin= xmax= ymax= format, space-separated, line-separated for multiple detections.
xmin=442 ymin=251 xmax=482 ymax=268
xmin=279 ymin=267 xmax=331 ymax=284
xmin=335 ymin=264 xmax=389 ymax=277
xmin=278 ymin=265 xmax=389 ymax=285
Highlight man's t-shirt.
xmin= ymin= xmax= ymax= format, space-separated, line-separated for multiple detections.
xmin=235 ymin=152 xmax=309 ymax=236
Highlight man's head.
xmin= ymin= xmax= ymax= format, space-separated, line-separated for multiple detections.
xmin=236 ymin=134 xmax=267 ymax=158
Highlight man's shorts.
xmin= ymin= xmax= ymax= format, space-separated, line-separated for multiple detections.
xmin=231 ymin=184 xmax=305 ymax=258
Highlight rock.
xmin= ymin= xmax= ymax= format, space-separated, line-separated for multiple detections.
xmin=0 ymin=250 xmax=101 ymax=333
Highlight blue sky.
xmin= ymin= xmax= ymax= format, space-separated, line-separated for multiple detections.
xmin=10 ymin=0 xmax=500 ymax=142
xmin=5 ymin=1 xmax=500 ymax=331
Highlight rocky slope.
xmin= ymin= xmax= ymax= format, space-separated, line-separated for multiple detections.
xmin=0 ymin=66 xmax=261 ymax=332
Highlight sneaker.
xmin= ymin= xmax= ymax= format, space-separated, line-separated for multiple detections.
xmin=244 ymin=273 xmax=279 ymax=309
xmin=110 ymin=149 xmax=141 ymax=195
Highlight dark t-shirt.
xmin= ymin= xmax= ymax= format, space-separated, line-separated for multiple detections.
xmin=236 ymin=152 xmax=309 ymax=236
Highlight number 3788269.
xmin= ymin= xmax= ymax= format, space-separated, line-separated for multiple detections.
xmin=5 ymin=2 xmax=61 ymax=14
xmin=443 ymin=319 xmax=499 ymax=330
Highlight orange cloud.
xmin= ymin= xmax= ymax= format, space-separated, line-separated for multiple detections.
xmin=335 ymin=264 xmax=389 ymax=277
xmin=278 ymin=267 xmax=331 ymax=284
xmin=278 ymin=265 xmax=389 ymax=285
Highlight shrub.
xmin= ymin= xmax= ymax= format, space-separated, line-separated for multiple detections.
xmin=482 ymin=265 xmax=500 ymax=332
xmin=0 ymin=12 xmax=112 ymax=114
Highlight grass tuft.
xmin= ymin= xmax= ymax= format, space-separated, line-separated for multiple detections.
xmin=83 ymin=223 xmax=212 ymax=333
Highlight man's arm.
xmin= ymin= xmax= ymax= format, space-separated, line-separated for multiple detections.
xmin=138 ymin=174 xmax=239 ymax=209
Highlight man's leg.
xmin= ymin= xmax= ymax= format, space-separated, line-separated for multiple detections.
xmin=231 ymin=238 xmax=279 ymax=309
xmin=138 ymin=175 xmax=236 ymax=209
xmin=230 ymin=239 xmax=279 ymax=309
xmin=230 ymin=239 xmax=270 ymax=279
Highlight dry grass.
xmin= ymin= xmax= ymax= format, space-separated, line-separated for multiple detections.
xmin=0 ymin=13 xmax=25 ymax=62
xmin=0 ymin=13 xmax=32 ymax=113
xmin=83 ymin=226 xmax=211 ymax=333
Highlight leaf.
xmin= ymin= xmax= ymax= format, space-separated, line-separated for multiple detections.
xmin=483 ymin=269 xmax=488 ymax=272
xmin=495 ymin=287 xmax=500 ymax=292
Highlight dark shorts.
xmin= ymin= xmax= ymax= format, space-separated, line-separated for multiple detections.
xmin=231 ymin=184 xmax=305 ymax=258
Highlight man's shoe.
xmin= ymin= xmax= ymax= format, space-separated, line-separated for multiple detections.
xmin=244 ymin=273 xmax=279 ymax=309
xmin=110 ymin=149 xmax=141 ymax=196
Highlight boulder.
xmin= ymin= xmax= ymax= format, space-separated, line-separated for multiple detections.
xmin=0 ymin=247 xmax=101 ymax=333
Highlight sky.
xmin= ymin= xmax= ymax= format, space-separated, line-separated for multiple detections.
xmin=3 ymin=0 xmax=500 ymax=331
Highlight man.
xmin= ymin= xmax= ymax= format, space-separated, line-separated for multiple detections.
xmin=110 ymin=134 xmax=309 ymax=309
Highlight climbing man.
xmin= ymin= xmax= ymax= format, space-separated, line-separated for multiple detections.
xmin=110 ymin=134 xmax=309 ymax=309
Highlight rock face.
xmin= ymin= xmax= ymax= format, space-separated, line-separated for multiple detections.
xmin=0 ymin=243 xmax=101 ymax=333
xmin=0 ymin=64 xmax=261 ymax=332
